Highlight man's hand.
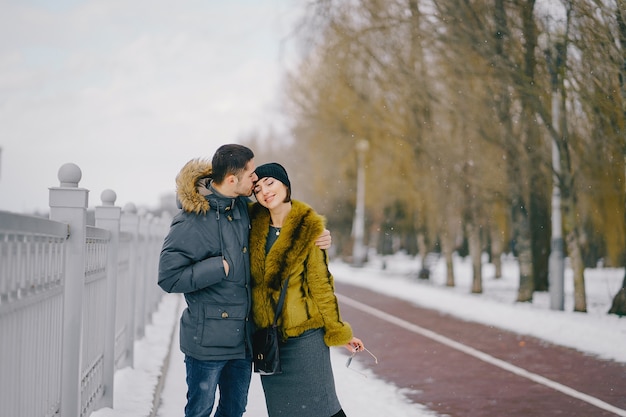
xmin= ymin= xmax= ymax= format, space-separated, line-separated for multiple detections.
xmin=315 ymin=229 xmax=332 ymax=250
xmin=223 ymin=258 xmax=229 ymax=276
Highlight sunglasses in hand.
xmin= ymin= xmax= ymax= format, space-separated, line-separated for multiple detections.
xmin=345 ymin=347 xmax=378 ymax=378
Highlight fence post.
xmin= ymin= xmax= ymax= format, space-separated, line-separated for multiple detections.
xmin=151 ymin=213 xmax=170 ymax=315
xmin=120 ymin=203 xmax=139 ymax=369
xmin=94 ymin=189 xmax=121 ymax=409
xmin=147 ymin=215 xmax=161 ymax=316
xmin=135 ymin=212 xmax=151 ymax=338
xmin=49 ymin=163 xmax=89 ymax=417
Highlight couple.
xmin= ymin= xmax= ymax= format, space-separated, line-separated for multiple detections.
xmin=158 ymin=144 xmax=367 ymax=417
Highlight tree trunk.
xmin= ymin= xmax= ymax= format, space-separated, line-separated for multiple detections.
xmin=468 ymin=223 xmax=483 ymax=294
xmin=416 ymin=232 xmax=431 ymax=279
xmin=608 ymin=271 xmax=626 ymax=316
xmin=514 ymin=201 xmax=534 ymax=302
xmin=557 ymin=71 xmax=587 ymax=311
xmin=490 ymin=226 xmax=503 ymax=279
xmin=445 ymin=249 xmax=455 ymax=287
xmin=519 ymin=0 xmax=552 ymax=294
xmin=566 ymin=228 xmax=587 ymax=312
xmin=529 ymin=190 xmax=551 ymax=291
xmin=608 ymin=6 xmax=626 ymax=317
xmin=440 ymin=219 xmax=457 ymax=287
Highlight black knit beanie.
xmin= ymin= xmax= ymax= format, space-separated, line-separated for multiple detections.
xmin=255 ymin=162 xmax=291 ymax=188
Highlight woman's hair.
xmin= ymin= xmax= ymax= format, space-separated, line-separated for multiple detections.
xmin=211 ymin=144 xmax=255 ymax=184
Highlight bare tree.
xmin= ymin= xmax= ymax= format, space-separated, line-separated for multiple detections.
xmin=280 ymin=0 xmax=626 ymax=314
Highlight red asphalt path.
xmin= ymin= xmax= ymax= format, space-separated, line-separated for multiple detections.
xmin=335 ymin=282 xmax=626 ymax=417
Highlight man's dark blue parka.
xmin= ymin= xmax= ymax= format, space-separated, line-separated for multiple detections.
xmin=158 ymin=158 xmax=252 ymax=360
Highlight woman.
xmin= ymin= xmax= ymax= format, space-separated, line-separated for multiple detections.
xmin=249 ymin=162 xmax=365 ymax=417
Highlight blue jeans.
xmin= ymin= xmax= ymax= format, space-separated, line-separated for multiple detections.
xmin=184 ymin=355 xmax=252 ymax=417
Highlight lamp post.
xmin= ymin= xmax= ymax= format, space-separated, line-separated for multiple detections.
xmin=547 ymin=42 xmax=565 ymax=311
xmin=352 ymin=139 xmax=369 ymax=267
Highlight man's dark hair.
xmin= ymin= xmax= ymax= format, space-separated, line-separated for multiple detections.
xmin=211 ymin=144 xmax=254 ymax=184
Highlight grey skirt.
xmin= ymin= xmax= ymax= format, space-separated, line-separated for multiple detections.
xmin=260 ymin=328 xmax=342 ymax=417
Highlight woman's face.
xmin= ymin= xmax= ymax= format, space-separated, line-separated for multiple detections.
xmin=253 ymin=177 xmax=287 ymax=209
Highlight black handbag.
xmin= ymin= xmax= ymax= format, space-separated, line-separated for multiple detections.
xmin=252 ymin=278 xmax=289 ymax=375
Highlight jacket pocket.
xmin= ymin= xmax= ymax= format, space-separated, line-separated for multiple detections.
xmin=197 ymin=303 xmax=247 ymax=348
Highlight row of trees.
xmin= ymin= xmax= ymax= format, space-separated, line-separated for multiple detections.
xmin=248 ymin=0 xmax=626 ymax=315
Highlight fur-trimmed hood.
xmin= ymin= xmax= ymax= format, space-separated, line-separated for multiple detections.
xmin=175 ymin=158 xmax=214 ymax=214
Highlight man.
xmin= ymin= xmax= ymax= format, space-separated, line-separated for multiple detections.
xmin=158 ymin=144 xmax=330 ymax=417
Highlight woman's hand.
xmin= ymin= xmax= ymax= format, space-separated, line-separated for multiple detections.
xmin=344 ymin=337 xmax=364 ymax=353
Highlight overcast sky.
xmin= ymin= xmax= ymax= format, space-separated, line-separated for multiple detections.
xmin=0 ymin=0 xmax=303 ymax=214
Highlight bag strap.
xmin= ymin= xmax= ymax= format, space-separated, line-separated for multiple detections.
xmin=272 ymin=277 xmax=290 ymax=327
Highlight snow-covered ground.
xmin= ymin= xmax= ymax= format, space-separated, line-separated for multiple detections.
xmin=91 ymin=253 xmax=625 ymax=417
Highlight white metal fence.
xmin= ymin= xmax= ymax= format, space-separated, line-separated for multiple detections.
xmin=0 ymin=163 xmax=170 ymax=417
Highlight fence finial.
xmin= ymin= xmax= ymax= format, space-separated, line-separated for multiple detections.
xmin=123 ymin=202 xmax=137 ymax=214
xmin=58 ymin=163 xmax=82 ymax=187
xmin=100 ymin=189 xmax=117 ymax=206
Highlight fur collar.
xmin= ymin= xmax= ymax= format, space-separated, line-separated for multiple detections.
xmin=175 ymin=158 xmax=213 ymax=214
xmin=250 ymin=200 xmax=325 ymax=290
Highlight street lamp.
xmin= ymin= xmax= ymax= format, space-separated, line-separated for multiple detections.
xmin=352 ymin=139 xmax=369 ymax=267
xmin=546 ymin=41 xmax=565 ymax=311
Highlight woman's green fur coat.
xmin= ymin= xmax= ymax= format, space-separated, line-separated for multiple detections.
xmin=249 ymin=200 xmax=353 ymax=347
